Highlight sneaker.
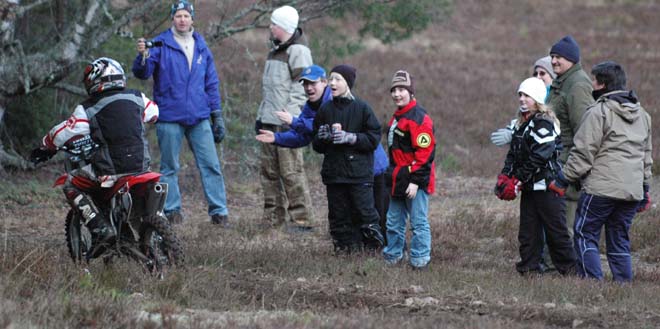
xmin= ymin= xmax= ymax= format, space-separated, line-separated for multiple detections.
xmin=166 ymin=211 xmax=183 ymax=224
xmin=211 ymin=214 xmax=231 ymax=227
xmin=409 ymin=258 xmax=430 ymax=271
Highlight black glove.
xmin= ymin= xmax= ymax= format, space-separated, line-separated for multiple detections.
xmin=254 ymin=119 xmax=263 ymax=135
xmin=317 ymin=124 xmax=332 ymax=142
xmin=30 ymin=147 xmax=56 ymax=165
xmin=210 ymin=111 xmax=225 ymax=143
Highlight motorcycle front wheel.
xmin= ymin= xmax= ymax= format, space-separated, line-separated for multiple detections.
xmin=140 ymin=214 xmax=184 ymax=274
xmin=64 ymin=210 xmax=92 ymax=264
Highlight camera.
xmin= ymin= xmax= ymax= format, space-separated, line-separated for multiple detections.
xmin=145 ymin=40 xmax=163 ymax=48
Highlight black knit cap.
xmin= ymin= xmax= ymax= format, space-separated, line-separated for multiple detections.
xmin=330 ymin=64 xmax=357 ymax=89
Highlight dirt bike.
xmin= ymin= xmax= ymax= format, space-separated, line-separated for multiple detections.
xmin=52 ymin=135 xmax=184 ymax=274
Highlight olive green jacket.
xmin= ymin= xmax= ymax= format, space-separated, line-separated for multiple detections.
xmin=563 ymin=91 xmax=652 ymax=201
xmin=547 ymin=63 xmax=594 ymax=164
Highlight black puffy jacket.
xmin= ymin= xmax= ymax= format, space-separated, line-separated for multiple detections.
xmin=312 ymin=96 xmax=381 ymax=184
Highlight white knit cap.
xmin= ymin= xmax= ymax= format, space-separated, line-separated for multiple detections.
xmin=271 ymin=5 xmax=299 ymax=34
xmin=517 ymin=77 xmax=547 ymax=105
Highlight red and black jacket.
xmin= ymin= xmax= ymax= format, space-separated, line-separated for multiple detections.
xmin=386 ymin=99 xmax=436 ymax=198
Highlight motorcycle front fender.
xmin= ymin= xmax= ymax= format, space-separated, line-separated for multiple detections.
xmin=53 ymin=174 xmax=67 ymax=187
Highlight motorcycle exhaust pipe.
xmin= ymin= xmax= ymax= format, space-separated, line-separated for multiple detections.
xmin=144 ymin=182 xmax=168 ymax=216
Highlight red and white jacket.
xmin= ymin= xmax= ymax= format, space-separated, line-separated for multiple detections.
xmin=41 ymin=90 xmax=158 ymax=187
xmin=42 ymin=92 xmax=158 ymax=150
xmin=386 ymin=99 xmax=436 ymax=197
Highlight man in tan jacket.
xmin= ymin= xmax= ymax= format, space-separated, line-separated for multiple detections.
xmin=255 ymin=5 xmax=314 ymax=231
xmin=550 ymin=61 xmax=652 ymax=282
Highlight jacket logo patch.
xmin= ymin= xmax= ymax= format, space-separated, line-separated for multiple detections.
xmin=416 ymin=133 xmax=432 ymax=148
xmin=197 ymin=55 xmax=203 ymax=65
xmin=537 ymin=127 xmax=549 ymax=136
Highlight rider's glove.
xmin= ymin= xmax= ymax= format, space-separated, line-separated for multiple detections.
xmin=210 ymin=110 xmax=225 ymax=144
xmin=30 ymin=147 xmax=56 ymax=165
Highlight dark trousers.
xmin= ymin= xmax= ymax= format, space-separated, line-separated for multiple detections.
xmin=373 ymin=173 xmax=390 ymax=239
xmin=327 ymin=183 xmax=381 ymax=250
xmin=517 ymin=190 xmax=576 ymax=274
xmin=574 ymin=193 xmax=637 ymax=282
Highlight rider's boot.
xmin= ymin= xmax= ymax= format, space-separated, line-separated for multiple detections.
xmin=71 ymin=193 xmax=116 ymax=243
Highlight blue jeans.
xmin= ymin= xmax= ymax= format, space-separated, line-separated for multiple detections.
xmin=156 ymin=120 xmax=228 ymax=217
xmin=574 ymin=193 xmax=637 ymax=282
xmin=383 ymin=190 xmax=431 ymax=267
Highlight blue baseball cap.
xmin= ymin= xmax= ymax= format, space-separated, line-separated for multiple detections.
xmin=299 ymin=65 xmax=326 ymax=82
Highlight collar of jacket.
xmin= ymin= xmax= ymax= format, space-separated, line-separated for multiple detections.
xmin=160 ymin=28 xmax=204 ymax=52
xmin=394 ymin=99 xmax=418 ymax=117
xmin=271 ymin=28 xmax=305 ymax=51
xmin=552 ymin=62 xmax=583 ymax=87
xmin=332 ymin=95 xmax=354 ymax=105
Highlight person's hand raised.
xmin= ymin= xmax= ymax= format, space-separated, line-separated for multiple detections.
xmin=256 ymin=129 xmax=276 ymax=144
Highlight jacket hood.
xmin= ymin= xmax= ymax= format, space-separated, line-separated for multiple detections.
xmin=602 ymin=90 xmax=641 ymax=123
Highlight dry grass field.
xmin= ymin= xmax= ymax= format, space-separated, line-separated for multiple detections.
xmin=2 ymin=0 xmax=660 ymax=328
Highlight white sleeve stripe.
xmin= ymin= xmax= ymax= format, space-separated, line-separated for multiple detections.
xmin=530 ymin=130 xmax=556 ymax=144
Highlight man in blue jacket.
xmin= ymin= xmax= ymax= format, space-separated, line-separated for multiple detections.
xmin=132 ymin=0 xmax=229 ymax=226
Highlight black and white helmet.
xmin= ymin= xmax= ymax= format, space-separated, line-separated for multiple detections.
xmin=82 ymin=57 xmax=126 ymax=96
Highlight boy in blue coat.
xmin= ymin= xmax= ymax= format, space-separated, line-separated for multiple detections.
xmin=257 ymin=65 xmax=389 ymax=236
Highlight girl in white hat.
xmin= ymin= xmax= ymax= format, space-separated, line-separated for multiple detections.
xmin=495 ymin=77 xmax=577 ymax=276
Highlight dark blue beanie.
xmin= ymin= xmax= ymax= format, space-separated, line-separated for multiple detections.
xmin=550 ymin=35 xmax=580 ymax=64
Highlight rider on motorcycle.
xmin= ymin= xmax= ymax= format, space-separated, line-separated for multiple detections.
xmin=30 ymin=57 xmax=159 ymax=244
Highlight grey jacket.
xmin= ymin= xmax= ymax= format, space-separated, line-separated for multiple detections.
xmin=257 ymin=28 xmax=313 ymax=125
xmin=563 ymin=90 xmax=652 ymax=201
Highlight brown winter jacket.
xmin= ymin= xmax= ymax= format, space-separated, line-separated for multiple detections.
xmin=562 ymin=91 xmax=652 ymax=201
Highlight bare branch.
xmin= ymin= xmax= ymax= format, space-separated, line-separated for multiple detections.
xmin=50 ymin=82 xmax=86 ymax=96
xmin=14 ymin=0 xmax=51 ymax=17
xmin=206 ymin=0 xmax=347 ymax=42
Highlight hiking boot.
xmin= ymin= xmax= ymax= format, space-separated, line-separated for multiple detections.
xmin=166 ymin=211 xmax=184 ymax=224
xmin=211 ymin=214 xmax=231 ymax=228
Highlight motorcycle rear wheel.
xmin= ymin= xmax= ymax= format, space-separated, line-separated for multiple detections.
xmin=64 ymin=210 xmax=92 ymax=264
xmin=140 ymin=214 xmax=184 ymax=274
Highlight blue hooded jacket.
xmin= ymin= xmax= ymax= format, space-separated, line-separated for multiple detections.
xmin=132 ymin=28 xmax=221 ymax=126
xmin=274 ymin=86 xmax=388 ymax=175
